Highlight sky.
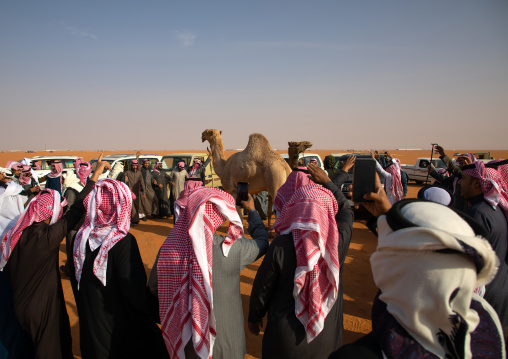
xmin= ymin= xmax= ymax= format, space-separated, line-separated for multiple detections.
xmin=1 ymin=1 xmax=507 ymax=151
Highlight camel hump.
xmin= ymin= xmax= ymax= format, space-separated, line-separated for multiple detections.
xmin=244 ymin=133 xmax=276 ymax=159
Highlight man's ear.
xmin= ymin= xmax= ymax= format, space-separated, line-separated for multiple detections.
xmin=473 ymin=178 xmax=482 ymax=189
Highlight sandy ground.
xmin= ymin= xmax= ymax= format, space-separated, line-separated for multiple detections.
xmin=2 ymin=148 xmax=508 ymax=358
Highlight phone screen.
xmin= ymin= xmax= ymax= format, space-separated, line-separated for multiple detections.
xmin=352 ymin=158 xmax=376 ymax=203
xmin=236 ymin=182 xmax=249 ymax=206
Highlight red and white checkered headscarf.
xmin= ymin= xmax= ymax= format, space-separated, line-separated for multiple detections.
xmin=73 ymin=179 xmax=132 ymax=287
xmin=6 ymin=161 xmax=19 ymax=170
xmin=174 ymin=179 xmax=204 ymax=223
xmin=47 ymin=160 xmax=64 ymax=178
xmin=386 ymin=160 xmax=404 ymax=202
xmin=77 ymin=162 xmax=92 ymax=186
xmin=463 ymin=161 xmax=508 ymax=220
xmin=153 ymin=161 xmax=162 ymax=173
xmin=273 ymin=167 xmax=313 ymax=215
xmin=0 ymin=189 xmax=66 ymax=270
xmin=73 ymin=157 xmax=84 ymax=171
xmin=158 ymin=187 xmax=244 ymax=359
xmin=19 ymin=165 xmax=32 ymax=185
xmin=273 ymin=183 xmax=340 ymax=342
xmin=488 ymin=159 xmax=508 ymax=192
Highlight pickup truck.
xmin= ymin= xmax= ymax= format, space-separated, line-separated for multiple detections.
xmin=400 ymin=157 xmax=447 ymax=184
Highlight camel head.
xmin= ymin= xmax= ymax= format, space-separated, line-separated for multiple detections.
xmin=201 ymin=129 xmax=222 ymax=143
xmin=288 ymin=141 xmax=313 ymax=154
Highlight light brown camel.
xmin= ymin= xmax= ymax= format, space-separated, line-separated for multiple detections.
xmin=287 ymin=141 xmax=312 ymax=169
xmin=201 ymin=129 xmax=291 ymax=228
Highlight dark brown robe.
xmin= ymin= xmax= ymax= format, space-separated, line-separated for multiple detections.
xmin=5 ymin=180 xmax=95 ymax=359
xmin=124 ymin=170 xmax=144 ymax=223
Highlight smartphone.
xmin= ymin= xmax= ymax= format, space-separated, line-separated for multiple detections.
xmin=432 ymin=143 xmax=439 ymax=155
xmin=352 ymin=158 xmax=377 ymax=203
xmin=236 ymin=182 xmax=249 ymax=206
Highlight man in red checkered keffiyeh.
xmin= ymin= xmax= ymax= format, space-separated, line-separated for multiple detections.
xmin=273 ymin=167 xmax=313 ymax=215
xmin=0 ymin=162 xmax=102 ymax=359
xmin=158 ymin=187 xmax=243 ymax=359
xmin=248 ymin=163 xmax=354 ymax=359
xmin=1 ymin=189 xmax=66 ymax=270
xmin=462 ymin=161 xmax=508 ymax=220
xmin=77 ymin=162 xmax=92 ymax=186
xmin=156 ymin=186 xmax=269 ymax=359
xmin=173 ymin=178 xmax=203 ymax=223
xmin=70 ymin=177 xmax=169 ymax=359
xmin=273 ymin=183 xmax=340 ymax=341
xmin=73 ymin=178 xmax=132 ymax=287
xmin=460 ymin=160 xmax=508 ymax=326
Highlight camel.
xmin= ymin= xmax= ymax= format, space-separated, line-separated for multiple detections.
xmin=287 ymin=141 xmax=312 ymax=169
xmin=201 ymin=129 xmax=291 ymax=228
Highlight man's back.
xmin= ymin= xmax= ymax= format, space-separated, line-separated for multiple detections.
xmin=466 ymin=195 xmax=508 ymax=324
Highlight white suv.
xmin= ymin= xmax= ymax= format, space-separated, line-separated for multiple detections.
xmin=22 ymin=155 xmax=79 ymax=187
xmin=89 ymin=154 xmax=162 ymax=180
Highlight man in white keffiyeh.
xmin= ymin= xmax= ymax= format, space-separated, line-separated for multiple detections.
xmin=70 ymin=178 xmax=168 ymax=359
xmin=332 ymin=175 xmax=505 ymax=359
xmin=152 ymin=186 xmax=268 ymax=359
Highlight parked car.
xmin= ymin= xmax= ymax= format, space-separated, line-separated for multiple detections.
xmin=161 ymin=153 xmax=222 ymax=188
xmin=89 ymin=154 xmax=162 ymax=180
xmin=280 ymin=153 xmax=325 ymax=170
xmin=22 ymin=155 xmax=79 ymax=188
xmin=400 ymin=157 xmax=447 ymax=184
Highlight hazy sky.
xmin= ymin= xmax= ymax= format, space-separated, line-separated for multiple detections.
xmin=1 ymin=1 xmax=507 ymax=151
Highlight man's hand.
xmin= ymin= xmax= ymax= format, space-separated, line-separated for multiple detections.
xmin=435 ymin=145 xmax=445 ymax=157
xmin=248 ymin=320 xmax=263 ymax=336
xmin=353 ymin=173 xmax=392 ymax=217
xmin=427 ymin=164 xmax=435 ymax=174
xmin=159 ymin=184 xmax=163 ymax=188
xmin=0 ymin=172 xmax=6 ymax=181
xmin=457 ymin=155 xmax=472 ymax=166
xmin=91 ymin=161 xmax=112 ymax=182
xmin=240 ymin=193 xmax=255 ymax=212
xmin=342 ymin=155 xmax=356 ymax=173
xmin=207 ymin=146 xmax=212 ymax=158
xmin=30 ymin=185 xmax=40 ymax=193
xmin=136 ymin=151 xmax=141 ymax=159
xmin=307 ymin=163 xmax=330 ymax=185
xmin=98 ymin=152 xmax=104 ymax=163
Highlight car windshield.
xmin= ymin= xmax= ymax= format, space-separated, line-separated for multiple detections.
xmin=162 ymin=156 xmax=191 ymax=170
xmin=39 ymin=159 xmax=76 ymax=170
xmin=432 ymin=159 xmax=447 ymax=169
xmin=300 ymin=156 xmax=320 ymax=166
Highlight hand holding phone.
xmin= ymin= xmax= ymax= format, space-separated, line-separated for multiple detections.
xmin=352 ymin=158 xmax=377 ymax=203
xmin=236 ymin=182 xmax=249 ymax=206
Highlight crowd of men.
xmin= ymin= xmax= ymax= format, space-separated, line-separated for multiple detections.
xmin=0 ymin=145 xmax=507 ymax=359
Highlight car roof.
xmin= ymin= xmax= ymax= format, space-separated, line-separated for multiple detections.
xmin=280 ymin=153 xmax=322 ymax=158
xmin=330 ymin=152 xmax=370 ymax=157
xmin=162 ymin=153 xmax=207 ymax=157
xmin=28 ymin=155 xmax=79 ymax=160
xmin=101 ymin=154 xmax=160 ymax=159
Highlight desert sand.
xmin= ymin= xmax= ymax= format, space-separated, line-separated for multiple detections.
xmin=2 ymin=148 xmax=508 ymax=359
